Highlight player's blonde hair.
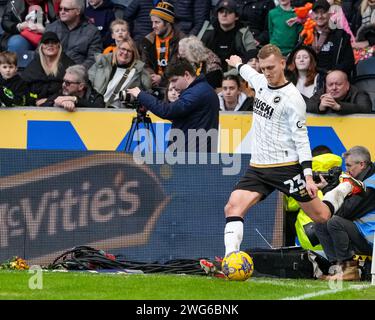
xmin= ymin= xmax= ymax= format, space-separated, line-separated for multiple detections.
xmin=258 ymin=44 xmax=283 ymax=60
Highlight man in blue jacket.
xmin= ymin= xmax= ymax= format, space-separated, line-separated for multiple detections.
xmin=127 ymin=58 xmax=219 ymax=153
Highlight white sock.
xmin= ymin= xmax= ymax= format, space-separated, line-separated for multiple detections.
xmin=224 ymin=220 xmax=243 ymax=256
xmin=322 ymin=182 xmax=352 ymax=214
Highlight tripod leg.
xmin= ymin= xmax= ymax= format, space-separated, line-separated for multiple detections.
xmin=124 ymin=118 xmax=137 ymax=152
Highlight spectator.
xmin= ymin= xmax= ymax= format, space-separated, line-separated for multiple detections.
xmin=315 ymin=145 xmax=375 ymax=281
xmin=103 ymin=18 xmax=130 ymax=54
xmin=286 ymin=45 xmax=324 ymax=99
xmin=139 ymin=1 xmax=184 ymax=88
xmin=178 ymin=35 xmax=223 ymax=89
xmin=0 ymin=51 xmax=31 ymax=107
xmin=173 ymin=0 xmax=211 ymax=36
xmin=85 ymin=0 xmax=116 ymax=48
xmin=327 ymin=0 xmax=356 ymax=43
xmin=127 ymin=58 xmax=219 ymax=153
xmin=284 ymin=145 xmax=343 ymax=249
xmin=122 ymin=0 xmax=154 ymax=43
xmin=165 ymin=81 xmax=180 ymax=102
xmin=224 ymin=49 xmax=259 ymax=99
xmin=351 ymin=0 xmax=375 ymax=36
xmin=268 ymin=0 xmax=302 ymax=56
xmin=200 ymin=0 xmax=257 ymax=70
xmin=310 ymin=0 xmax=355 ymax=76
xmin=351 ymin=0 xmax=375 ymax=62
xmin=217 ymin=74 xmax=253 ymax=111
xmin=236 ymin=0 xmax=275 ymax=47
xmin=306 ymin=69 xmax=372 ymax=113
xmin=0 ymin=0 xmax=60 ymax=68
xmin=42 ymin=64 xmax=105 ymax=110
xmin=45 ymin=0 xmax=103 ymax=69
xmin=21 ymin=31 xmax=75 ymax=106
xmin=88 ymin=38 xmax=151 ymax=108
xmin=245 ymin=48 xmax=261 ymax=73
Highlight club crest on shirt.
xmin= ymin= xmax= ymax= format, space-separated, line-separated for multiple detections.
xmin=273 ymin=96 xmax=281 ymax=104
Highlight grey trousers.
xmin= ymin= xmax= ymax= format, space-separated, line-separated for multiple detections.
xmin=314 ymin=215 xmax=372 ymax=263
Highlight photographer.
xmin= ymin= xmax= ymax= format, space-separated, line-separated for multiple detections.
xmin=284 ymin=145 xmax=343 ymax=249
xmin=88 ymin=38 xmax=151 ymax=108
xmin=127 ymin=58 xmax=219 ymax=153
xmin=314 ymin=146 xmax=375 ymax=281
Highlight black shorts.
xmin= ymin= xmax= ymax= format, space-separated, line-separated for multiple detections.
xmin=234 ymin=164 xmax=313 ymax=202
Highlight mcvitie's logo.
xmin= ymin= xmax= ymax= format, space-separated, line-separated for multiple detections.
xmin=0 ymin=153 xmax=170 ymax=264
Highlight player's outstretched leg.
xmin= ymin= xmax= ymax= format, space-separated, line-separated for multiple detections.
xmin=322 ymin=172 xmax=366 ymax=214
xmin=224 ymin=190 xmax=262 ymax=256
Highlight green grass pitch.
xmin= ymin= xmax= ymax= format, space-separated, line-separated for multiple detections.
xmin=1 ymin=270 xmax=375 ymax=300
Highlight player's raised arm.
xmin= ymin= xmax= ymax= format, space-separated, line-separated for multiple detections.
xmin=225 ymin=55 xmax=243 ymax=68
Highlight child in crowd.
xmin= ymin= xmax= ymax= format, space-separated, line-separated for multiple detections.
xmin=165 ymin=81 xmax=181 ymax=103
xmin=103 ymin=19 xmax=131 ymax=54
xmin=0 ymin=51 xmax=33 ymax=107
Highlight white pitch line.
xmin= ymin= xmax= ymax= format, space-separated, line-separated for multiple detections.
xmin=282 ymin=284 xmax=372 ymax=300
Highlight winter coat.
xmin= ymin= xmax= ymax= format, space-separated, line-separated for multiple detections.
xmin=123 ymin=0 xmax=154 ymax=43
xmin=88 ymin=52 xmax=152 ymax=107
xmin=218 ymin=91 xmax=253 ymax=111
xmin=313 ymin=28 xmax=355 ymax=77
xmin=173 ymin=0 xmax=211 ymax=35
xmin=21 ymin=52 xmax=75 ymax=99
xmin=45 ymin=18 xmax=103 ymax=69
xmin=137 ymin=75 xmax=219 ymax=152
xmin=236 ymin=0 xmax=275 ymax=45
xmin=85 ymin=0 xmax=115 ymax=47
xmin=139 ymin=28 xmax=185 ymax=85
xmin=0 ymin=74 xmax=31 ymax=107
xmin=42 ymin=83 xmax=105 ymax=108
xmin=201 ymin=21 xmax=257 ymax=69
xmin=306 ymin=85 xmax=372 ymax=114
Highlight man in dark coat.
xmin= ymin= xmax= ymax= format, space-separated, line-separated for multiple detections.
xmin=306 ymin=69 xmax=372 ymax=114
xmin=85 ymin=0 xmax=116 ymax=47
xmin=42 ymin=64 xmax=105 ymax=110
xmin=45 ymin=0 xmax=103 ymax=69
xmin=139 ymin=1 xmax=184 ymax=88
xmin=127 ymin=58 xmax=219 ymax=153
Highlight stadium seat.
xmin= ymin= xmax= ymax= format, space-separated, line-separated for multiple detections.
xmin=353 ymin=75 xmax=375 ymax=113
xmin=356 ymin=57 xmax=375 ymax=77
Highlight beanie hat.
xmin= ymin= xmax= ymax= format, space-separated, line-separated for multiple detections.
xmin=150 ymin=1 xmax=175 ymax=24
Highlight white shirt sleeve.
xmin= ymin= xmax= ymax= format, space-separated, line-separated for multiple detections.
xmin=287 ymin=93 xmax=312 ymax=165
xmin=236 ymin=63 xmax=264 ymax=91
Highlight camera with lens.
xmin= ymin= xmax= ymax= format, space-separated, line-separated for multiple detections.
xmin=312 ymin=166 xmax=342 ymax=184
xmin=119 ymin=90 xmax=140 ymax=109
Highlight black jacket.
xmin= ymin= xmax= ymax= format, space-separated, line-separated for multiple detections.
xmin=139 ymin=28 xmax=185 ymax=85
xmin=84 ymin=0 xmax=115 ymax=47
xmin=137 ymin=75 xmax=219 ymax=152
xmin=0 ymin=0 xmax=58 ymax=50
xmin=0 ymin=74 xmax=31 ymax=107
xmin=42 ymin=84 xmax=105 ymax=109
xmin=313 ymin=29 xmax=355 ymax=77
xmin=173 ymin=0 xmax=211 ymax=35
xmin=236 ymin=0 xmax=275 ymax=45
xmin=336 ymin=163 xmax=375 ymax=220
xmin=306 ymin=85 xmax=372 ymax=114
xmin=21 ymin=52 xmax=75 ymax=99
xmin=45 ymin=18 xmax=103 ymax=69
xmin=123 ymin=0 xmax=154 ymax=43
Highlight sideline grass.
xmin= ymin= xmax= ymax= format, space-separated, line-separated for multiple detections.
xmin=1 ymin=270 xmax=375 ymax=300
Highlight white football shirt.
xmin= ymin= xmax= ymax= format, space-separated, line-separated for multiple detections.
xmin=237 ymin=63 xmax=312 ymax=167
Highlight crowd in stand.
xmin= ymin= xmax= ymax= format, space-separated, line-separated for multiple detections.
xmin=0 ymin=0 xmax=373 ymax=113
